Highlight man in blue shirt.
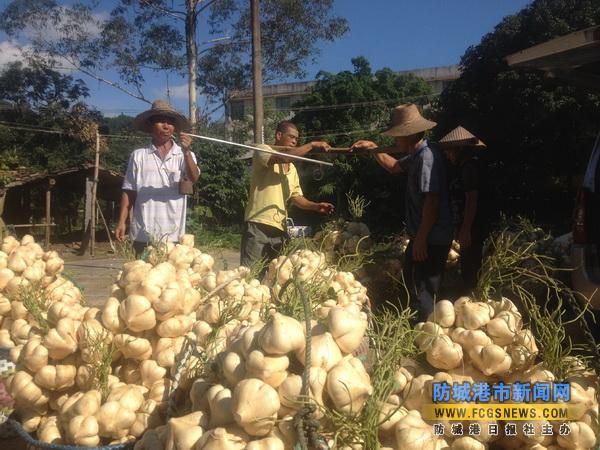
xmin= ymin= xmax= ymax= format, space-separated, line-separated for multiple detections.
xmin=352 ymin=104 xmax=453 ymax=322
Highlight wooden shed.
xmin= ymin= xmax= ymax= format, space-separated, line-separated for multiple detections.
xmin=0 ymin=164 xmax=123 ymax=250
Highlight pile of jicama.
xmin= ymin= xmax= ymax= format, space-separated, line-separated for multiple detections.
xmin=1 ymin=235 xmax=597 ymax=449
xmin=383 ymin=297 xmax=598 ymax=449
xmin=313 ymin=221 xmax=372 ymax=264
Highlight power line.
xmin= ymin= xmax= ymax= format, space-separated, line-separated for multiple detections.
xmin=302 ymin=128 xmax=386 ymax=140
xmin=0 ymin=121 xmax=145 ymax=140
xmin=262 ymin=92 xmax=439 ymax=113
xmin=0 ymin=121 xmax=66 ymax=135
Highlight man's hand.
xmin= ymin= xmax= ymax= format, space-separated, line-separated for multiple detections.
xmin=350 ymin=140 xmax=378 ymax=152
xmin=115 ymin=222 xmax=127 ymax=242
xmin=412 ymin=234 xmax=428 ymax=261
xmin=310 ymin=141 xmax=331 ymax=152
xmin=180 ymin=132 xmax=193 ymax=152
xmin=315 ymin=202 xmax=335 ymax=214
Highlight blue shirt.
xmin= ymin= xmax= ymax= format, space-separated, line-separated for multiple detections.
xmin=405 ymin=141 xmax=453 ymax=245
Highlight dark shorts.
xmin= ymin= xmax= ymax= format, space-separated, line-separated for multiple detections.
xmin=240 ymin=221 xmax=287 ymax=268
xmin=133 ymin=240 xmax=149 ymax=258
xmin=133 ymin=240 xmax=178 ymax=259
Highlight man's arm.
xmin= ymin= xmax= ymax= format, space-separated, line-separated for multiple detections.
xmin=290 ymin=196 xmax=334 ymax=214
xmin=412 ymin=193 xmax=439 ymax=261
xmin=115 ymin=190 xmax=136 ymax=241
xmin=351 ymin=140 xmax=406 ymax=174
xmin=267 ymin=141 xmax=330 ymax=165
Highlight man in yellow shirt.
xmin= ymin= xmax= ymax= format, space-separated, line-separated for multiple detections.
xmin=241 ymin=121 xmax=335 ymax=267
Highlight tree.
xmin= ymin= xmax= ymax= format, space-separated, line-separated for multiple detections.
xmin=0 ymin=0 xmax=348 ymax=127
xmin=0 ymin=61 xmax=95 ymax=171
xmin=191 ymin=140 xmax=249 ymax=226
xmin=199 ymin=0 xmax=348 ymax=101
xmin=292 ymin=57 xmax=433 ymax=232
xmin=433 ymin=0 xmax=600 ymax=231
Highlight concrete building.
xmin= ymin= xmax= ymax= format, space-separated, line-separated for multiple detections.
xmin=225 ymin=64 xmax=461 ymax=121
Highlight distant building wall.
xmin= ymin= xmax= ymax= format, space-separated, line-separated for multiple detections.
xmin=225 ymin=65 xmax=460 ymax=122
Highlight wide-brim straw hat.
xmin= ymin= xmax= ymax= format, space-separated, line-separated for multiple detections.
xmin=380 ymin=103 xmax=437 ymax=137
xmin=133 ymin=100 xmax=189 ymax=133
xmin=439 ymin=126 xmax=487 ymax=148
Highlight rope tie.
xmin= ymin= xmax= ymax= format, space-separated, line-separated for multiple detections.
xmin=166 ymin=336 xmax=196 ymax=420
xmin=292 ymin=277 xmax=329 ymax=450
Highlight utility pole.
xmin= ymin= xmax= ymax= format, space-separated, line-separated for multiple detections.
xmin=250 ymin=0 xmax=264 ymax=144
xmin=186 ymin=0 xmax=199 ymax=131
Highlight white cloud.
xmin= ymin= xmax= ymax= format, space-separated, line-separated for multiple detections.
xmin=23 ymin=7 xmax=108 ymax=43
xmin=0 ymin=40 xmax=80 ymax=75
xmin=0 ymin=41 xmax=28 ymax=69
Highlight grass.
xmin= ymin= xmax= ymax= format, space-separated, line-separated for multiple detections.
xmin=79 ymin=323 xmax=116 ymax=401
xmin=114 ymin=239 xmax=137 ymax=261
xmin=476 ymin=220 xmax=598 ymax=380
xmin=192 ymin=225 xmax=242 ymax=251
xmin=319 ymin=305 xmax=417 ymax=449
xmin=346 ymin=192 xmax=370 ymax=221
xmin=17 ymin=282 xmax=50 ymax=332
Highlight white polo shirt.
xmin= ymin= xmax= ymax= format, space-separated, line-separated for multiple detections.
xmin=122 ymin=141 xmax=198 ymax=243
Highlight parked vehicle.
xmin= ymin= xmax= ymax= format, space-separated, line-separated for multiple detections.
xmin=572 ymin=132 xmax=600 ymax=310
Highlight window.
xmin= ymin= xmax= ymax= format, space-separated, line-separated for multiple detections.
xmin=275 ymin=96 xmax=291 ymax=111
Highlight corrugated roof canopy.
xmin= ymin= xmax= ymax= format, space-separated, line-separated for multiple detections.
xmin=505 ymin=25 xmax=600 ymax=91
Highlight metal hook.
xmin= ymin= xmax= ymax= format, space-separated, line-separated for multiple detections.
xmin=312 ymin=165 xmax=324 ymax=181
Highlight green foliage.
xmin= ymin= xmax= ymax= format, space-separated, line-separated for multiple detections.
xmin=0 ymin=0 xmax=349 ymax=108
xmin=0 ymin=61 xmax=88 ymax=111
xmin=200 ymin=0 xmax=349 ymax=100
xmin=433 ymin=0 xmax=600 ymax=230
xmin=187 ymin=201 xmax=243 ymax=250
xmin=0 ymin=62 xmax=97 ymax=172
xmin=293 ymin=57 xmax=433 ymax=232
xmin=190 ymin=136 xmax=249 ymax=226
xmin=99 ymin=114 xmax=140 ymax=173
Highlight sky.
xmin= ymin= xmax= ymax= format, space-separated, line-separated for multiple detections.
xmin=0 ymin=0 xmax=533 ymax=119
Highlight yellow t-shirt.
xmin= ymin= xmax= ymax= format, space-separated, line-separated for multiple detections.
xmin=244 ymin=144 xmax=303 ymax=231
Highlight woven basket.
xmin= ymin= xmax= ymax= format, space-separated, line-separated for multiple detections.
xmin=0 ymin=347 xmax=16 ymax=439
xmin=8 ymin=419 xmax=135 ymax=450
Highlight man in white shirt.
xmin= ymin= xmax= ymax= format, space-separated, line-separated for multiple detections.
xmin=115 ymin=100 xmax=200 ymax=256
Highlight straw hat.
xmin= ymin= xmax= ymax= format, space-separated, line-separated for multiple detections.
xmin=380 ymin=103 xmax=437 ymax=137
xmin=133 ymin=100 xmax=189 ymax=133
xmin=439 ymin=126 xmax=486 ymax=148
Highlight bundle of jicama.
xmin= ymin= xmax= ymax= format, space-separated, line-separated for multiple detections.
xmin=263 ymin=249 xmax=369 ymax=309
xmin=132 ymin=302 xmax=372 ymax=450
xmin=386 ymin=296 xmax=599 ymax=450
xmin=0 ymin=235 xmax=83 ymax=350
xmin=313 ymin=220 xmax=372 ymax=263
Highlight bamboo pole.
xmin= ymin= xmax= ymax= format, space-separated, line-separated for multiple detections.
xmin=268 ymin=144 xmax=408 ymax=154
xmin=44 ymin=179 xmax=54 ymax=248
xmin=96 ymin=200 xmax=116 ymax=253
xmin=90 ymin=129 xmax=100 ymax=256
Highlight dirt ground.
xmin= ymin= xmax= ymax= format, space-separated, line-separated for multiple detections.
xmin=52 ymin=242 xmax=241 ymax=308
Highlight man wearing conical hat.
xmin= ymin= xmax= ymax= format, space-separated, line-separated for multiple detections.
xmin=439 ymin=126 xmax=488 ymax=294
xmin=352 ymin=104 xmax=452 ymax=321
xmin=115 ymin=100 xmax=200 ymax=256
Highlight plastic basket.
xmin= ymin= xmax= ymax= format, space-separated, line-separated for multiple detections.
xmin=8 ymin=419 xmax=135 ymax=450
xmin=286 ymin=218 xmax=312 ymax=239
